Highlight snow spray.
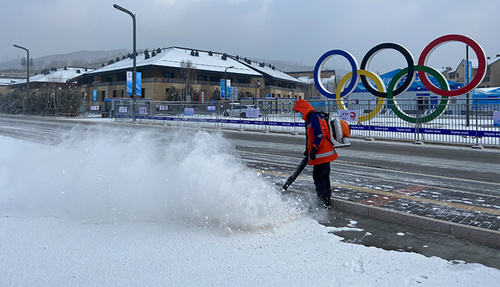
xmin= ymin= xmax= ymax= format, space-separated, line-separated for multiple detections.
xmin=0 ymin=126 xmax=302 ymax=231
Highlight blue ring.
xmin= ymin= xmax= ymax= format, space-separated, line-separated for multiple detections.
xmin=314 ymin=49 xmax=358 ymax=99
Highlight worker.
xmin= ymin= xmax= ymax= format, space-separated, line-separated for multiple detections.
xmin=292 ymin=99 xmax=338 ymax=207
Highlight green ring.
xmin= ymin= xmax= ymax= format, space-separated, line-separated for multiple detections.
xmin=387 ymin=65 xmax=449 ymax=123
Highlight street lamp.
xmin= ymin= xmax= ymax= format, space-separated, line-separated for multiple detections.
xmin=113 ymin=4 xmax=137 ymax=121
xmin=13 ymin=44 xmax=29 ymax=106
xmin=254 ymin=79 xmax=260 ymax=105
xmin=225 ymin=65 xmax=234 ymax=109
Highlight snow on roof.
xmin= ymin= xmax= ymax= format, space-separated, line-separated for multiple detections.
xmin=89 ymin=47 xmax=302 ymax=83
xmin=0 ymin=78 xmax=22 ymax=86
xmin=487 ymin=55 xmax=500 ymax=65
xmin=436 ymin=67 xmax=451 ymax=73
xmin=10 ymin=67 xmax=94 ymax=85
xmin=457 ymin=55 xmax=500 ymax=71
xmin=296 ymin=75 xmax=335 ymax=85
xmin=242 ymin=60 xmax=302 ymax=83
xmin=90 ymin=47 xmax=261 ymax=77
xmin=297 ymin=76 xmax=310 ymax=83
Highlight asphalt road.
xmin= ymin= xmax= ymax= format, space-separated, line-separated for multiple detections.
xmin=220 ymin=128 xmax=500 ymax=195
xmin=1 ymin=114 xmax=498 ymax=204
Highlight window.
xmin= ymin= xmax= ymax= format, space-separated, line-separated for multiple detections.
xmin=417 ymin=96 xmax=429 ymax=110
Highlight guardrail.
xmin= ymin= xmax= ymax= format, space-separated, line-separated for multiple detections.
xmin=90 ymin=98 xmax=500 ymax=147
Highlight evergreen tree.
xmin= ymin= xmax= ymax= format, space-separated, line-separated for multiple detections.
xmin=211 ymin=88 xmax=221 ymax=101
xmin=165 ymin=87 xmax=180 ymax=101
xmin=20 ymin=57 xmax=27 ymax=70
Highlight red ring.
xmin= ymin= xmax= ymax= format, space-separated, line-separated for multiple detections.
xmin=417 ymin=34 xmax=487 ymax=97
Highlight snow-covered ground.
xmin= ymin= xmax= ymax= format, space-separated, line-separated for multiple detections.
xmin=1 ymin=126 xmax=499 ymax=286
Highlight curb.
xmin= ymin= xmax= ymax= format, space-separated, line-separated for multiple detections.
xmin=332 ymin=198 xmax=500 ymax=248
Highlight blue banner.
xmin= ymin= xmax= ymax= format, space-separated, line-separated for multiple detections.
xmin=220 ymin=79 xmax=225 ymax=99
xmin=226 ymin=79 xmax=231 ymax=99
xmin=464 ymin=60 xmax=472 ymax=84
xmin=136 ymin=72 xmax=142 ymax=96
xmin=126 ymin=71 xmax=132 ymax=96
xmin=127 ymin=71 xmax=142 ymax=96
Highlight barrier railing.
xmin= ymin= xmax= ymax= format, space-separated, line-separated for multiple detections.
xmin=97 ymin=98 xmax=499 ymax=147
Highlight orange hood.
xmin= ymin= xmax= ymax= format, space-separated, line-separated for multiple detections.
xmin=293 ymin=99 xmax=314 ymax=121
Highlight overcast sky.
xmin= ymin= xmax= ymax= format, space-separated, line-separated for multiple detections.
xmin=1 ymin=0 xmax=499 ymax=73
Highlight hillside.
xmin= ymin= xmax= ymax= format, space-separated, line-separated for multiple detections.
xmin=0 ymin=49 xmax=129 ymax=71
xmin=0 ymin=48 xmax=323 ymax=74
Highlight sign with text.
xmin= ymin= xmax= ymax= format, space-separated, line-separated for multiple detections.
xmin=184 ymin=108 xmax=194 ymax=116
xmin=157 ymin=105 xmax=168 ymax=111
xmin=338 ymin=109 xmax=359 ymax=121
xmin=246 ymin=108 xmax=260 ymax=118
xmin=494 ymin=111 xmax=500 ymax=127
xmin=139 ymin=107 xmax=148 ymax=115
xmin=231 ymin=87 xmax=238 ymax=100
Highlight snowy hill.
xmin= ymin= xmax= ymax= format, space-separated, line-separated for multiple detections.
xmin=1 ymin=49 xmax=319 ymax=73
xmin=0 ymin=49 xmax=129 ymax=70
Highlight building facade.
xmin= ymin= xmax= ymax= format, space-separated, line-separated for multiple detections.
xmin=446 ymin=55 xmax=500 ymax=88
xmin=74 ymin=47 xmax=305 ymax=109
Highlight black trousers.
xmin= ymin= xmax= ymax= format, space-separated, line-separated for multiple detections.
xmin=312 ymin=162 xmax=331 ymax=206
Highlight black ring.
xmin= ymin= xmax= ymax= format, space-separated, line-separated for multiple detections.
xmin=360 ymin=43 xmax=414 ymax=98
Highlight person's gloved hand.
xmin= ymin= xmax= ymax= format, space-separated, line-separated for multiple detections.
xmin=303 ymin=148 xmax=308 ymax=156
xmin=309 ymin=147 xmax=318 ymax=160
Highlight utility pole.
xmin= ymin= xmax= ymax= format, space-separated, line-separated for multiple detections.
xmin=113 ymin=4 xmax=137 ymax=121
xmin=13 ymin=44 xmax=30 ymax=112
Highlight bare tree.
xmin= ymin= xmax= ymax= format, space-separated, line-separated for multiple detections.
xmin=180 ymin=60 xmax=197 ymax=102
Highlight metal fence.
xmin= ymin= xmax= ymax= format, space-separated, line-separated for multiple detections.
xmin=84 ymin=98 xmax=500 ymax=147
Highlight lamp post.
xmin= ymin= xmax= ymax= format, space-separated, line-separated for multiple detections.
xmin=225 ymin=65 xmax=234 ymax=109
xmin=113 ymin=4 xmax=137 ymax=121
xmin=465 ymin=45 xmax=470 ymax=127
xmin=254 ymin=80 xmax=260 ymax=105
xmin=13 ymin=44 xmax=29 ymax=110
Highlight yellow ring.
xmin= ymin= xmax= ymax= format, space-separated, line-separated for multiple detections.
xmin=336 ymin=70 xmax=385 ymax=122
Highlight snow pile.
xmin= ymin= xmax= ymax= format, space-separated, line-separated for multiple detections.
xmin=0 ymin=126 xmax=301 ymax=230
xmin=1 ymin=127 xmax=499 ymax=286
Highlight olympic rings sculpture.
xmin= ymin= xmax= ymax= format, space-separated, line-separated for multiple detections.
xmin=314 ymin=34 xmax=487 ymax=123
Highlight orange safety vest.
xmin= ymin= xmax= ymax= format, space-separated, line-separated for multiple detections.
xmin=293 ymin=99 xmax=338 ymax=165
xmin=306 ymin=112 xmax=338 ymax=165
